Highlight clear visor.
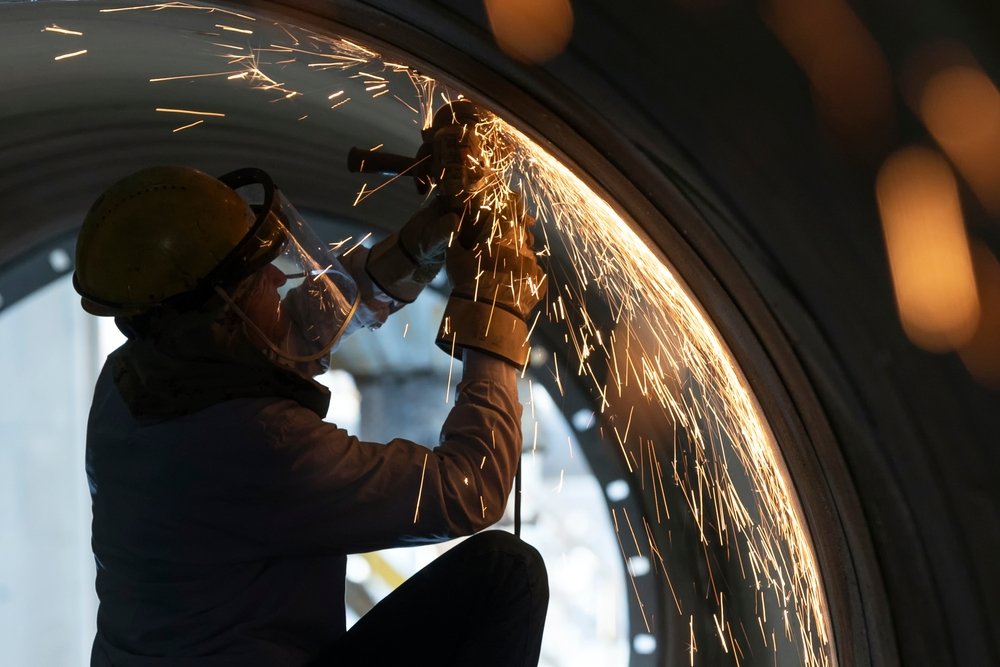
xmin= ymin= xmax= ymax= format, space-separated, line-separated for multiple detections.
xmin=219 ymin=176 xmax=360 ymax=375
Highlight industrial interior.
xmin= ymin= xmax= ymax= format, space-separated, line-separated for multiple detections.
xmin=1 ymin=1 xmax=998 ymax=665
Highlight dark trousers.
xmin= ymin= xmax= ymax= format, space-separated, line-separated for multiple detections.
xmin=312 ymin=530 xmax=549 ymax=667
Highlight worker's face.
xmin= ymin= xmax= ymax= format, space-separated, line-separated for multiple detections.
xmin=240 ymin=264 xmax=291 ymax=344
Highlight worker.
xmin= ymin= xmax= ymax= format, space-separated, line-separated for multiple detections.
xmin=72 ymin=133 xmax=549 ymax=665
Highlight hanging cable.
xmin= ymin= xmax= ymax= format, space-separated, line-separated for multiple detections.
xmin=514 ymin=457 xmax=522 ymax=537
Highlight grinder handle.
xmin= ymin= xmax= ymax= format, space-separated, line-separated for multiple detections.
xmin=346 ymin=147 xmax=421 ymax=176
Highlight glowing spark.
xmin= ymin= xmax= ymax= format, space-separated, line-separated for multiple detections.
xmin=340 ymin=232 xmax=372 ymax=258
xmin=150 ymin=71 xmax=242 ymax=82
xmin=171 ymin=119 xmax=204 ymax=133
xmin=54 ymin=49 xmax=87 ymax=61
xmin=276 ymin=23 xmax=299 ymax=45
xmin=393 ymin=95 xmax=419 ymax=114
xmin=352 ymin=184 xmax=368 ymax=208
xmin=215 ymin=23 xmax=252 ymax=34
xmin=155 ymin=107 xmax=225 ymax=117
xmin=689 ymin=615 xmax=697 ymax=666
xmin=412 ymin=452 xmax=428 ymax=523
xmin=714 ymin=612 xmax=729 ymax=653
xmin=444 ymin=328 xmax=457 ymax=403
xmin=351 ymin=154 xmax=430 ymax=205
xmin=612 ymin=508 xmax=651 ymax=632
xmin=328 ymin=236 xmax=353 ymax=253
xmin=42 ymin=25 xmax=83 ymax=36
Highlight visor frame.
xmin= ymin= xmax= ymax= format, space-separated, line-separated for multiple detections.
xmin=217 ymin=172 xmax=362 ymax=369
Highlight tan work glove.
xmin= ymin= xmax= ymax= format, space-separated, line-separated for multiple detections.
xmin=365 ymin=197 xmax=459 ymax=303
xmin=435 ymin=193 xmax=547 ymax=369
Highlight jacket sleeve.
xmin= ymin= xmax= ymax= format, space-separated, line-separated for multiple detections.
xmin=221 ymin=351 xmax=522 ymax=556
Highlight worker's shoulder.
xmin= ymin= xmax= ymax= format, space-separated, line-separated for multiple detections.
xmin=148 ymin=397 xmax=334 ymax=465
xmin=191 ymin=394 xmax=312 ymax=424
xmin=197 ymin=395 xmax=334 ymax=446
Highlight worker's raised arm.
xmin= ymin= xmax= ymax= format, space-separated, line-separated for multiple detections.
xmin=334 ymin=107 xmax=479 ymax=336
xmin=332 ymin=198 xmax=459 ymax=337
xmin=185 ymin=189 xmax=546 ymax=556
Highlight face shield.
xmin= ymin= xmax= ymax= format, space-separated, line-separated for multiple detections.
xmin=214 ymin=168 xmax=360 ymax=376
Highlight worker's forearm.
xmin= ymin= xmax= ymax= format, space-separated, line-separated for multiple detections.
xmin=460 ymin=349 xmax=517 ymax=385
xmin=427 ymin=350 xmax=522 ymax=532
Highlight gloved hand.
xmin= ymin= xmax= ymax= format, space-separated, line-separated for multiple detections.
xmin=365 ymin=197 xmax=459 ymax=303
xmin=427 ymin=122 xmax=488 ymax=207
xmin=435 ymin=193 xmax=547 ymax=369
xmin=365 ymin=114 xmax=488 ymax=303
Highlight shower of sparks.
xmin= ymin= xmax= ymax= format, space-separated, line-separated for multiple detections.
xmin=54 ymin=49 xmax=88 ymax=60
xmin=109 ymin=5 xmax=832 ymax=663
xmin=473 ymin=114 xmax=834 ymax=665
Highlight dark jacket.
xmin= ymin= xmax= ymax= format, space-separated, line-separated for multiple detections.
xmin=86 ymin=326 xmax=521 ymax=665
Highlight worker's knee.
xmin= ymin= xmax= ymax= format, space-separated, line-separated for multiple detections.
xmin=462 ymin=530 xmax=543 ymax=565
xmin=460 ymin=530 xmax=549 ymax=602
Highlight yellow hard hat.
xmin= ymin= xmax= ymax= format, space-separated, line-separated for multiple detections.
xmin=73 ymin=166 xmax=279 ymax=317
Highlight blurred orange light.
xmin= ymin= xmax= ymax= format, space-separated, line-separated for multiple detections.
xmin=760 ymin=0 xmax=892 ymax=154
xmin=917 ymin=63 xmax=1000 ymax=214
xmin=958 ymin=244 xmax=1000 ymax=386
xmin=875 ymin=147 xmax=980 ymax=351
xmin=484 ymin=0 xmax=574 ymax=64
